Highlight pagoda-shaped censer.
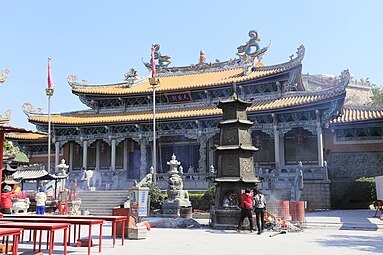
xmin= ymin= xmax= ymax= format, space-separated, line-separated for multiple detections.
xmin=210 ymin=84 xmax=261 ymax=229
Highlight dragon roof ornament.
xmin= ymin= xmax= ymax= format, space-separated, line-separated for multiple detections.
xmin=236 ymin=30 xmax=271 ymax=66
xmin=22 ymin=102 xmax=45 ymax=116
xmin=67 ymin=75 xmax=88 ymax=87
xmin=0 ymin=68 xmax=10 ymax=84
xmin=68 ymin=72 xmax=151 ymax=88
xmin=143 ymin=44 xmax=172 ymax=71
xmin=0 ymin=109 xmax=11 ymax=125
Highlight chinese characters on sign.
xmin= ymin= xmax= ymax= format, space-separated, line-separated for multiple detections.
xmin=165 ymin=91 xmax=192 ymax=103
xmin=129 ymin=187 xmax=149 ymax=217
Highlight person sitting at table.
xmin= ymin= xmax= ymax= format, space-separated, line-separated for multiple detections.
xmin=35 ymin=188 xmax=47 ymax=215
xmin=1 ymin=185 xmax=16 ymax=214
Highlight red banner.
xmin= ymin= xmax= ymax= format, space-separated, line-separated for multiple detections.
xmin=47 ymin=57 xmax=54 ymax=89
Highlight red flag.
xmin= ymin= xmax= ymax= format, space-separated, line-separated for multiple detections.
xmin=151 ymin=46 xmax=156 ymax=78
xmin=47 ymin=57 xmax=54 ymax=89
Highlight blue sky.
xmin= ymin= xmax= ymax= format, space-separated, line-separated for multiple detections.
xmin=1 ymin=0 xmax=382 ymax=130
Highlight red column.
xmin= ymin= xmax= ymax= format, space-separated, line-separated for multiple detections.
xmin=0 ymin=131 xmax=4 ymax=197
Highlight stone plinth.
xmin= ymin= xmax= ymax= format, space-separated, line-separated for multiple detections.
xmin=210 ymin=209 xmax=241 ymax=229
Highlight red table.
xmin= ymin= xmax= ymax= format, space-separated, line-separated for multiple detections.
xmin=0 ymin=228 xmax=22 ymax=255
xmin=0 ymin=222 xmax=68 ymax=255
xmin=0 ymin=218 xmax=103 ymax=255
xmin=5 ymin=214 xmax=127 ymax=247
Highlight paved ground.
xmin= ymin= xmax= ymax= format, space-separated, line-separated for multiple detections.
xmin=14 ymin=209 xmax=383 ymax=254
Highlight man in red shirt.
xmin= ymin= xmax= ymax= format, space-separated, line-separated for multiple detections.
xmin=1 ymin=185 xmax=16 ymax=214
xmin=237 ymin=188 xmax=254 ymax=233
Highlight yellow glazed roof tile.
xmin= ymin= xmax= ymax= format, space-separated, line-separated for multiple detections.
xmin=72 ymin=67 xmax=290 ymax=95
xmin=332 ymin=107 xmax=383 ymax=123
xmin=5 ymin=133 xmax=47 ymax=140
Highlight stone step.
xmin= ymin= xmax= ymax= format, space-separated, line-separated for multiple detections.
xmin=77 ymin=190 xmax=130 ymax=216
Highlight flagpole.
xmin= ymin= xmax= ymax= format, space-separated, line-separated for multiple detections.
xmin=46 ymin=57 xmax=54 ymax=174
xmin=149 ymin=46 xmax=158 ymax=184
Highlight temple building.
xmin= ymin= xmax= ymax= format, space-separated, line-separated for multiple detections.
xmin=6 ymin=31 xmax=383 ymax=209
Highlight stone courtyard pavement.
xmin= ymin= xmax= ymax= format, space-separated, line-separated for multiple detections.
xmin=15 ymin=210 xmax=383 ymax=255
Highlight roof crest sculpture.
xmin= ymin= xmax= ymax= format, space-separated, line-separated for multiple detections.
xmin=68 ymin=33 xmax=305 ymax=88
xmin=0 ymin=109 xmax=11 ymax=126
xmin=67 ymin=72 xmax=151 ymax=88
xmin=0 ymin=68 xmax=10 ymax=84
xmin=21 ymin=102 xmax=62 ymax=118
xmin=236 ymin=30 xmax=271 ymax=66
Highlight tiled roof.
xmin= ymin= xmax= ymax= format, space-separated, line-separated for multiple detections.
xmin=332 ymin=106 xmax=383 ymax=124
xmin=72 ymin=67 xmax=290 ymax=95
xmin=13 ymin=169 xmax=48 ymax=179
xmin=29 ymin=92 xmax=339 ymax=125
xmin=13 ymin=169 xmax=68 ymax=180
xmin=5 ymin=133 xmax=47 ymax=140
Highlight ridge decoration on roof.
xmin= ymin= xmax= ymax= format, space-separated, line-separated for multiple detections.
xmin=0 ymin=109 xmax=11 ymax=125
xmin=0 ymin=68 xmax=10 ymax=84
xmin=236 ymin=30 xmax=271 ymax=66
xmin=68 ymin=45 xmax=305 ymax=96
xmin=143 ymin=44 xmax=172 ymax=70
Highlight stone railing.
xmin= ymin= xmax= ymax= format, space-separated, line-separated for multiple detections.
xmin=256 ymin=165 xmax=329 ymax=181
xmin=156 ymin=173 xmax=211 ymax=191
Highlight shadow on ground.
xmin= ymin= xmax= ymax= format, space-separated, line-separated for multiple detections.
xmin=315 ymin=234 xmax=383 ymax=254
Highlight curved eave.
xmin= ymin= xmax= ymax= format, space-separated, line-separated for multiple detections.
xmin=214 ymin=177 xmax=261 ymax=183
xmin=5 ymin=132 xmax=47 ymax=141
xmin=28 ymin=90 xmax=348 ymax=126
xmin=216 ymin=145 xmax=258 ymax=151
xmin=217 ymin=94 xmax=252 ymax=108
xmin=218 ymin=119 xmax=254 ymax=126
xmin=28 ymin=107 xmax=223 ymax=126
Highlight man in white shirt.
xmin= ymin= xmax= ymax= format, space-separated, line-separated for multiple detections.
xmin=35 ymin=188 xmax=47 ymax=215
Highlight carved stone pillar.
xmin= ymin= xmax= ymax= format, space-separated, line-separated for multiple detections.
xmin=69 ymin=142 xmax=74 ymax=172
xmin=123 ymin=139 xmax=128 ymax=171
xmin=208 ymin=137 xmax=214 ymax=169
xmin=198 ymin=137 xmax=208 ymax=173
xmin=82 ymin=140 xmax=88 ymax=169
xmin=111 ymin=139 xmax=116 ymax=171
xmin=316 ymin=110 xmax=324 ymax=167
xmin=95 ymin=140 xmax=100 ymax=170
xmin=139 ymin=137 xmax=149 ymax=179
xmin=272 ymin=114 xmax=280 ymax=170
xmin=55 ymin=142 xmax=60 ymax=169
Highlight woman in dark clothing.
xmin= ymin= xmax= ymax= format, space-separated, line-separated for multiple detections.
xmin=237 ymin=188 xmax=254 ymax=233
xmin=253 ymin=187 xmax=266 ymax=234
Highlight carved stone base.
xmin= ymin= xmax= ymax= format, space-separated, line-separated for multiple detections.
xmin=161 ymin=206 xmax=180 ymax=217
xmin=210 ymin=209 xmax=242 ymax=229
xmin=180 ymin=206 xmax=193 ymax=218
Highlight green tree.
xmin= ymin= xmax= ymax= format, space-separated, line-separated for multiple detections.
xmin=369 ymin=84 xmax=383 ymax=106
xmin=147 ymin=182 xmax=164 ymax=210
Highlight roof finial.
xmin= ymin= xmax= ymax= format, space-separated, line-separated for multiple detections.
xmin=199 ymin=50 xmax=205 ymax=64
xmin=232 ymin=82 xmax=237 ymax=95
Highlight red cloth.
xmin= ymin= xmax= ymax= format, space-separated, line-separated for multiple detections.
xmin=1 ymin=192 xmax=15 ymax=209
xmin=48 ymin=58 xmax=54 ymax=89
xmin=240 ymin=192 xmax=253 ymax=209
